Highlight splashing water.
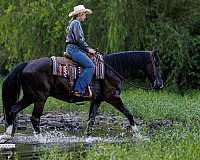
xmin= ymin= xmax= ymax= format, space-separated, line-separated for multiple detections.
xmin=0 ymin=113 xmax=150 ymax=160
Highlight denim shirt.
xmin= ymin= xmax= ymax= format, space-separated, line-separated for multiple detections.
xmin=66 ymin=19 xmax=90 ymax=52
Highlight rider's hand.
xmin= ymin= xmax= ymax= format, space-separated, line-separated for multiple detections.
xmin=88 ymin=48 xmax=96 ymax=55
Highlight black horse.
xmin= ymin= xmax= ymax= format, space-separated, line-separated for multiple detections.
xmin=1 ymin=50 xmax=163 ymax=141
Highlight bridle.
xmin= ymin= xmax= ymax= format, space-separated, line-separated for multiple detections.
xmin=149 ymin=51 xmax=157 ymax=80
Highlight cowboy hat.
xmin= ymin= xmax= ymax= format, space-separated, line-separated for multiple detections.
xmin=69 ymin=5 xmax=92 ymax=17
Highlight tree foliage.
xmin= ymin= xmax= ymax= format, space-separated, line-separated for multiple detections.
xmin=0 ymin=0 xmax=199 ymax=88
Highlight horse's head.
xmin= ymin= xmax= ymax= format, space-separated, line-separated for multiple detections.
xmin=147 ymin=50 xmax=164 ymax=89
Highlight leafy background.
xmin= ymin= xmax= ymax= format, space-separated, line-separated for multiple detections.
xmin=0 ymin=0 xmax=199 ymax=88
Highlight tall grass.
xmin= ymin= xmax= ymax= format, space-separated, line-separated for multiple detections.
xmin=85 ymin=129 xmax=200 ymax=160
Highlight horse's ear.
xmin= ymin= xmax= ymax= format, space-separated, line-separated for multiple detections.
xmin=152 ymin=49 xmax=160 ymax=65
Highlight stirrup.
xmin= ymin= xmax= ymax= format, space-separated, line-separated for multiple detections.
xmin=72 ymin=86 xmax=92 ymax=98
xmin=73 ymin=91 xmax=82 ymax=97
xmin=86 ymin=86 xmax=92 ymax=98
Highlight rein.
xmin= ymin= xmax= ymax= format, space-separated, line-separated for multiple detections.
xmin=126 ymin=80 xmax=153 ymax=90
xmin=95 ymin=54 xmax=125 ymax=80
xmin=149 ymin=51 xmax=157 ymax=81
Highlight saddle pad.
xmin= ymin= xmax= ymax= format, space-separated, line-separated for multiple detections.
xmin=91 ymin=54 xmax=105 ymax=79
xmin=51 ymin=54 xmax=105 ymax=79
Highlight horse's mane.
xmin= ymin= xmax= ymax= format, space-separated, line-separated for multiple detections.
xmin=103 ymin=51 xmax=151 ymax=78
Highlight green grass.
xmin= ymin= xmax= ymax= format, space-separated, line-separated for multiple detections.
xmin=121 ymin=88 xmax=200 ymax=121
xmin=86 ymin=131 xmax=200 ymax=160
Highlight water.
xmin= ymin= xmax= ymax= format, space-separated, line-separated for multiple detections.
xmin=0 ymin=130 xmax=133 ymax=160
xmin=0 ymin=113 xmax=142 ymax=160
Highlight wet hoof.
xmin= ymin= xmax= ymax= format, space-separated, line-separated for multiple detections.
xmin=85 ymin=126 xmax=93 ymax=136
xmin=131 ymin=125 xmax=150 ymax=141
xmin=34 ymin=133 xmax=47 ymax=144
xmin=85 ymin=121 xmax=95 ymax=136
xmin=86 ymin=129 xmax=92 ymax=136
xmin=131 ymin=125 xmax=139 ymax=133
xmin=0 ymin=134 xmax=12 ymax=143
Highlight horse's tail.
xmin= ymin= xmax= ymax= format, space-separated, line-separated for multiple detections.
xmin=2 ymin=62 xmax=27 ymax=125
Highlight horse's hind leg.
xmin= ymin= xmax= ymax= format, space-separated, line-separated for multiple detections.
xmin=5 ymin=96 xmax=33 ymax=136
xmin=31 ymin=100 xmax=46 ymax=134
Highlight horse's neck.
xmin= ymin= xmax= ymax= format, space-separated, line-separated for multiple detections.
xmin=104 ymin=52 xmax=147 ymax=78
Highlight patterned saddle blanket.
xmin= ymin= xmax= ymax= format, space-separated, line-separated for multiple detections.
xmin=51 ymin=54 xmax=105 ymax=82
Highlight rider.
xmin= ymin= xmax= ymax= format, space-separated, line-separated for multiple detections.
xmin=65 ymin=5 xmax=96 ymax=97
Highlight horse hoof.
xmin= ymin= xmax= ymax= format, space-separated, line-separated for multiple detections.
xmin=34 ymin=133 xmax=47 ymax=143
xmin=85 ymin=121 xmax=95 ymax=136
xmin=0 ymin=134 xmax=12 ymax=143
xmin=85 ymin=125 xmax=95 ymax=136
xmin=86 ymin=130 xmax=92 ymax=136
xmin=131 ymin=126 xmax=150 ymax=141
xmin=131 ymin=125 xmax=139 ymax=133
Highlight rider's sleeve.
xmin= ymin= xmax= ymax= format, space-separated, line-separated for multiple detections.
xmin=72 ymin=20 xmax=91 ymax=52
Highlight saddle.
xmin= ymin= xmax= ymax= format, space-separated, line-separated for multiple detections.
xmin=51 ymin=52 xmax=105 ymax=98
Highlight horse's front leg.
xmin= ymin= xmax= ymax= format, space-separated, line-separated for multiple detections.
xmin=86 ymin=100 xmax=101 ymax=135
xmin=31 ymin=100 xmax=46 ymax=139
xmin=105 ymin=95 xmax=139 ymax=133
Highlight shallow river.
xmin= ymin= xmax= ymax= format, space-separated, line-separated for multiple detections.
xmin=0 ymin=112 xmax=142 ymax=159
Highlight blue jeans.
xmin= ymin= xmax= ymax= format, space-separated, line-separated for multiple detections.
xmin=66 ymin=45 xmax=95 ymax=94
